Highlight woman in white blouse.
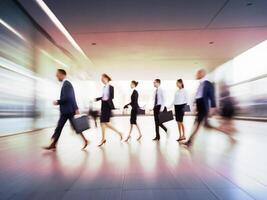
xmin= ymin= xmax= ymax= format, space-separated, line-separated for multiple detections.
xmin=170 ymin=79 xmax=188 ymax=142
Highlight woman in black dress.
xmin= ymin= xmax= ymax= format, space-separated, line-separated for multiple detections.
xmin=124 ymin=81 xmax=142 ymax=142
xmin=95 ymin=74 xmax=123 ymax=146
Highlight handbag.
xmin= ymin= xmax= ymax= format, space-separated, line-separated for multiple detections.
xmin=72 ymin=115 xmax=90 ymax=133
xmin=183 ymin=104 xmax=191 ymax=112
xmin=158 ymin=110 xmax=174 ymax=124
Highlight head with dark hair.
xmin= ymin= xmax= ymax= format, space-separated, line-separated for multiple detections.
xmin=101 ymin=73 xmax=112 ymax=84
xmin=131 ymin=80 xmax=139 ymax=89
xmin=176 ymin=79 xmax=184 ymax=89
xmin=56 ymin=69 xmax=67 ymax=81
xmin=153 ymin=79 xmax=161 ymax=88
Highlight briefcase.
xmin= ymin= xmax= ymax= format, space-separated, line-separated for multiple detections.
xmin=158 ymin=110 xmax=174 ymax=124
xmin=72 ymin=115 xmax=90 ymax=133
xmin=138 ymin=108 xmax=146 ymax=115
xmin=183 ymin=104 xmax=191 ymax=112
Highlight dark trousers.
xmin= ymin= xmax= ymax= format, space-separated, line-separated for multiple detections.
xmin=188 ymin=98 xmax=210 ymax=142
xmin=153 ymin=105 xmax=167 ymax=139
xmin=195 ymin=99 xmax=208 ymax=123
xmin=52 ymin=113 xmax=76 ymax=144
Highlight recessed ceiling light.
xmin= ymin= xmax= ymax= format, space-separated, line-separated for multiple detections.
xmin=246 ymin=2 xmax=253 ymax=6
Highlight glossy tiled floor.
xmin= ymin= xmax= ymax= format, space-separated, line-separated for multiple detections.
xmin=0 ymin=116 xmax=267 ymax=200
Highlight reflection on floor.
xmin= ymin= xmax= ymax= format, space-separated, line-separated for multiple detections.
xmin=0 ymin=116 xmax=267 ymax=200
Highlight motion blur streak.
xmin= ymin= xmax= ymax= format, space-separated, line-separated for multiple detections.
xmin=0 ymin=18 xmax=26 ymax=42
xmin=40 ymin=49 xmax=68 ymax=68
xmin=35 ymin=0 xmax=89 ymax=59
xmin=1 ymin=0 xmax=267 ymax=138
xmin=212 ymin=40 xmax=267 ymax=118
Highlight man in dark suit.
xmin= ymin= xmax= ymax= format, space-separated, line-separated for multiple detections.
xmin=44 ymin=69 xmax=88 ymax=150
xmin=184 ymin=69 xmax=216 ymax=147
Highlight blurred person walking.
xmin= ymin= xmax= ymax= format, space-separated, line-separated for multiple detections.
xmin=44 ymin=69 xmax=88 ymax=150
xmin=123 ymin=80 xmax=142 ymax=142
xmin=184 ymin=69 xmax=216 ymax=147
xmin=95 ymin=74 xmax=123 ymax=147
xmin=214 ymin=83 xmax=237 ymax=143
xmin=152 ymin=79 xmax=168 ymax=141
xmin=88 ymin=100 xmax=99 ymax=128
xmin=169 ymin=79 xmax=188 ymax=142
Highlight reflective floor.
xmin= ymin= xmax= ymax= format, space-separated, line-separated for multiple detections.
xmin=0 ymin=116 xmax=267 ymax=200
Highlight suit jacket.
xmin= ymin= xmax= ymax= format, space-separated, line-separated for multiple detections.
xmin=202 ymin=80 xmax=216 ymax=111
xmin=96 ymin=85 xmax=115 ymax=109
xmin=125 ymin=89 xmax=139 ymax=110
xmin=57 ymin=80 xmax=78 ymax=114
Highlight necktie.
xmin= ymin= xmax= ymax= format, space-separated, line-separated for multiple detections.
xmin=154 ymin=89 xmax=158 ymax=106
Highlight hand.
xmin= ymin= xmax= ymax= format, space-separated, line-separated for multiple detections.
xmin=75 ymin=110 xmax=80 ymax=115
xmin=53 ymin=101 xmax=58 ymax=105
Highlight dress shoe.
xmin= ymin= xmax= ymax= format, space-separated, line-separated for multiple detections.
xmin=43 ymin=145 xmax=56 ymax=150
xmin=152 ymin=137 xmax=160 ymax=141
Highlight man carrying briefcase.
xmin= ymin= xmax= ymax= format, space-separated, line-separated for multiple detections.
xmin=152 ymin=79 xmax=168 ymax=141
xmin=44 ymin=69 xmax=89 ymax=150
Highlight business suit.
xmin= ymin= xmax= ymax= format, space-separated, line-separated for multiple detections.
xmin=96 ymin=83 xmax=122 ymax=146
xmin=96 ymin=85 xmax=115 ymax=123
xmin=153 ymin=88 xmax=167 ymax=140
xmin=186 ymin=80 xmax=216 ymax=145
xmin=125 ymin=89 xmax=139 ymax=124
xmin=52 ymin=80 xmax=80 ymax=144
xmin=196 ymin=80 xmax=216 ymax=123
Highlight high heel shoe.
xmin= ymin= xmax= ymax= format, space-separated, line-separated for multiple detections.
xmin=82 ymin=140 xmax=89 ymax=149
xmin=98 ymin=139 xmax=106 ymax=147
xmin=137 ymin=135 xmax=142 ymax=141
xmin=119 ymin=133 xmax=123 ymax=141
xmin=125 ymin=136 xmax=131 ymax=142
xmin=176 ymin=137 xmax=186 ymax=142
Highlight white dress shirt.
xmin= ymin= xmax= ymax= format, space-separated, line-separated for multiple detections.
xmin=102 ymin=84 xmax=110 ymax=101
xmin=171 ymin=88 xmax=188 ymax=106
xmin=154 ymin=87 xmax=165 ymax=111
xmin=195 ymin=76 xmax=208 ymax=99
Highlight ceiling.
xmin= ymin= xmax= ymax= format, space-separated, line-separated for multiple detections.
xmin=21 ymin=0 xmax=267 ymax=80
